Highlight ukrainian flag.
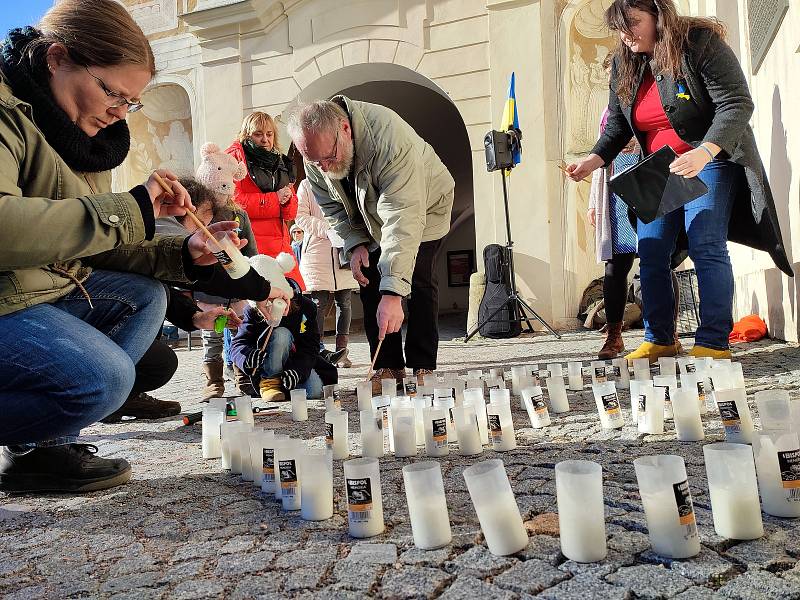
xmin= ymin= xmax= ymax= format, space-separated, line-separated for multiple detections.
xmin=500 ymin=72 xmax=521 ymax=166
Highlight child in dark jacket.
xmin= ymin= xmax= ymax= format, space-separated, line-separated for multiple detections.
xmin=230 ymin=254 xmax=336 ymax=402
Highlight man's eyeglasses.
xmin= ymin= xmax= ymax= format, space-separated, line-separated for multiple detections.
xmin=308 ymin=127 xmax=339 ymax=167
xmin=85 ymin=66 xmax=144 ymax=113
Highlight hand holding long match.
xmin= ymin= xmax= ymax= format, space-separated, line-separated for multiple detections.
xmin=557 ymin=162 xmax=591 ymax=183
xmin=151 ymin=172 xmax=223 ymax=250
xmin=365 ymin=338 xmax=384 ymax=382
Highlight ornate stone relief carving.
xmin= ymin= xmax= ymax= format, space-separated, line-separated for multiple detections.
xmin=127 ymin=0 xmax=179 ymax=36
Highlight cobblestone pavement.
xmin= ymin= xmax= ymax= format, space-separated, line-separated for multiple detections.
xmin=2 ymin=325 xmax=800 ymax=599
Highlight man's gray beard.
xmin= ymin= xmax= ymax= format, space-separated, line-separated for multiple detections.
xmin=324 ymin=144 xmax=354 ymax=180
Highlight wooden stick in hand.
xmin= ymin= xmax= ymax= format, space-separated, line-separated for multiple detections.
xmin=151 ymin=172 xmax=225 ymax=251
xmin=365 ymin=337 xmax=384 ymax=382
xmin=556 ymin=162 xmax=591 ymax=183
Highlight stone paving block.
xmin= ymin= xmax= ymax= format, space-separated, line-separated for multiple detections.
xmin=437 ymin=575 xmax=517 ymax=600
xmin=715 ymin=570 xmax=800 ymax=600
xmin=230 ymin=573 xmax=286 ymax=599
xmin=513 ymin=534 xmax=562 ymax=564
xmin=332 ymin=560 xmax=384 ymax=591
xmin=492 ymin=558 xmax=569 ymax=595
xmin=723 ymin=536 xmax=797 ymax=570
xmin=0 ymin=559 xmax=25 ymax=577
xmin=639 ymin=547 xmax=737 ymax=585
xmin=345 ymin=542 xmax=398 ymax=564
xmin=214 ymin=550 xmax=276 ymax=576
xmin=110 ymin=588 xmax=165 ymax=600
xmin=110 ymin=554 xmax=159 ymax=576
xmin=171 ymin=578 xmax=226 ymax=599
xmin=275 ymin=545 xmax=338 ymax=569
xmin=604 ymin=564 xmax=693 ymax=598
xmin=537 ymin=574 xmax=631 ymax=600
xmin=100 ymin=572 xmax=163 ymax=594
xmin=607 ymin=529 xmax=651 ymax=554
xmin=559 ymin=549 xmax=635 ymax=578
xmin=444 ymin=545 xmax=518 ymax=577
xmin=171 ymin=540 xmax=221 ymax=562
xmin=159 ymin=559 xmax=207 ymax=584
xmin=378 ymin=566 xmax=453 ymax=599
xmin=219 ymin=535 xmax=257 ymax=555
xmin=398 ymin=547 xmax=452 ymax=567
xmin=285 ymin=567 xmax=327 ymax=592
xmin=671 ymin=587 xmax=717 ymax=599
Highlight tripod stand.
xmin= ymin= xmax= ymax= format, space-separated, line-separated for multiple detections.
xmin=465 ymin=170 xmax=561 ymax=342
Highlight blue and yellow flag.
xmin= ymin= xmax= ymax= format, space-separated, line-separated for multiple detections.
xmin=500 ymin=72 xmax=521 ymax=166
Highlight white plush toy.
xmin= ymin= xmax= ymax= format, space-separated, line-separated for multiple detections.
xmin=195 ymin=142 xmax=247 ymax=197
xmin=247 ymin=253 xmax=297 ymax=308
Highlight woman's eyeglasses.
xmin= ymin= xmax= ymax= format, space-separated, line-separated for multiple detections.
xmin=85 ymin=66 xmax=144 ymax=113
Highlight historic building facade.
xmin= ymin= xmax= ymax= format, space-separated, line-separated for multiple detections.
xmin=118 ymin=0 xmax=800 ymax=340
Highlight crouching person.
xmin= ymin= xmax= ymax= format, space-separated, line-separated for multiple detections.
xmin=231 ymin=254 xmax=336 ymax=402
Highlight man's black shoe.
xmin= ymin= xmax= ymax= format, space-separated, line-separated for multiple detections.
xmin=0 ymin=444 xmax=132 ymax=494
xmin=101 ymin=392 xmax=181 ymax=423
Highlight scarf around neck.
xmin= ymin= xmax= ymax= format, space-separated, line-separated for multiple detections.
xmin=0 ymin=27 xmax=131 ymax=173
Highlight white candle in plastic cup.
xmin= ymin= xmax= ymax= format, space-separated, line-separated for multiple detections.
xmin=591 ymin=361 xmax=608 ymax=386
xmin=653 ymin=375 xmax=677 ymax=420
xmin=359 ymin=409 xmax=384 ymax=458
xmin=489 ymin=388 xmax=511 ymax=406
xmin=344 ymin=457 xmax=384 ymax=538
xmin=556 ymin=460 xmax=607 ymax=562
xmin=680 ymin=372 xmax=709 ymax=415
xmin=633 ymin=455 xmax=700 ymax=558
xmin=639 ymin=385 xmax=665 ymax=434
xmin=546 ymin=363 xmax=564 ymax=378
xmin=291 ymin=389 xmax=308 ymax=421
xmin=545 ymin=377 xmax=570 ymax=413
xmin=356 ymin=381 xmax=373 ymax=411
xmin=714 ymin=388 xmax=754 ymax=444
xmin=452 ymin=404 xmax=483 ymax=456
xmin=567 ymin=361 xmax=584 ymax=391
xmin=486 ymin=400 xmax=516 ymax=451
xmin=755 ymin=390 xmax=791 ymax=432
xmin=730 ymin=362 xmax=745 ymax=389
xmin=403 ymin=376 xmax=419 ymax=397
xmin=205 ymin=230 xmax=251 ymax=279
xmin=671 ymin=389 xmax=704 ymax=442
xmin=677 ymin=357 xmax=696 ymax=374
xmin=463 ymin=459 xmax=528 ymax=556
xmin=234 ymin=396 xmax=254 ymax=426
xmin=392 ymin=406 xmax=417 ymax=457
xmin=249 ymin=430 xmax=274 ymax=488
xmin=371 ymin=395 xmax=392 ymax=454
xmin=381 ymin=378 xmax=397 ymax=398
xmin=658 ymin=356 xmax=676 ymax=377
xmin=464 ymin=388 xmax=489 ymax=446
xmin=703 ymin=442 xmax=763 ymax=540
xmin=612 ymin=357 xmax=630 ymax=390
xmin=592 ymin=382 xmax=624 ymax=429
xmin=220 ymin=420 xmax=244 ymax=470
xmin=413 ymin=395 xmax=431 ymax=445
xmin=489 ymin=367 xmax=503 ymax=379
xmin=710 ymin=362 xmax=736 ymax=392
xmin=231 ymin=423 xmax=253 ymax=475
xmin=323 ymin=384 xmax=341 ymax=407
xmin=202 ymin=407 xmax=224 ymax=459
xmin=423 ymin=406 xmax=450 ymax=457
xmin=240 ymin=427 xmax=261 ymax=482
xmin=753 ymin=431 xmax=800 ymax=518
xmin=299 ymin=448 xmax=333 ymax=521
xmin=433 ymin=397 xmax=458 ymax=443
xmin=511 ymin=366 xmax=528 ymax=396
xmin=261 ymin=434 xmax=287 ymax=494
xmin=325 ymin=409 xmax=349 ymax=460
xmin=468 ymin=369 xmax=483 ymax=379
xmin=276 ymin=440 xmax=302 ymax=511
xmin=272 ymin=437 xmax=291 ymax=501
xmin=403 ymin=461 xmax=452 ymax=549
xmin=522 ymin=386 xmax=551 ymax=428
xmin=633 ymin=358 xmax=651 ymax=381
xmin=630 ymin=379 xmax=649 ymax=424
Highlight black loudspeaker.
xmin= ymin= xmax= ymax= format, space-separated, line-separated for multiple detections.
xmin=484 ymin=130 xmax=513 ymax=172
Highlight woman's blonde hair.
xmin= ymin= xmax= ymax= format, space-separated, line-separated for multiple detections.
xmin=25 ymin=0 xmax=155 ymax=75
xmin=238 ymin=112 xmax=281 ymax=152
xmin=605 ymin=0 xmax=725 ymax=106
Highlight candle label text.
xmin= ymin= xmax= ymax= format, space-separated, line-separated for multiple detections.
xmin=531 ymin=394 xmax=548 ymax=414
xmin=717 ymin=400 xmax=742 ymax=433
xmin=212 ymin=248 xmax=233 ymax=266
xmin=581 ymin=367 xmax=593 ymax=377
xmin=686 ymin=363 xmax=697 ymax=373
xmin=696 ymin=381 xmax=706 ymax=403
xmin=539 ymin=370 xmax=551 ymax=380
xmin=777 ymin=449 xmax=800 ymax=498
xmin=279 ymin=459 xmax=298 ymax=497
xmin=611 ymin=365 xmax=622 ymax=377
xmin=657 ymin=385 xmax=671 ymax=402
xmin=488 ymin=414 xmax=502 ymax=441
xmin=602 ymin=393 xmax=621 ymax=416
xmin=346 ymin=477 xmax=373 ymax=522
xmin=431 ymin=418 xmax=448 ymax=447
xmin=325 ymin=422 xmax=334 ymax=449
xmin=595 ymin=367 xmax=607 ymax=383
xmin=262 ymin=448 xmax=275 ymax=481
xmin=672 ymin=479 xmax=699 ymax=538
xmin=404 ymin=381 xmax=417 ymax=396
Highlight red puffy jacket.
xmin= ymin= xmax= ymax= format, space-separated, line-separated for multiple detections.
xmin=225 ymin=141 xmax=305 ymax=289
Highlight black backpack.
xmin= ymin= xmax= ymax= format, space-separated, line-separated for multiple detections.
xmin=477 ymin=244 xmax=522 ymax=339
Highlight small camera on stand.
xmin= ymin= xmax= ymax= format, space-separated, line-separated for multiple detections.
xmin=484 ymin=127 xmax=522 ymax=172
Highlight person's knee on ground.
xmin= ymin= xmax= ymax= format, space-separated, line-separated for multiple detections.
xmin=258 ymin=327 xmax=293 ymax=402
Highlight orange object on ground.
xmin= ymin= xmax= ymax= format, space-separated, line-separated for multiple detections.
xmin=729 ymin=314 xmax=768 ymax=344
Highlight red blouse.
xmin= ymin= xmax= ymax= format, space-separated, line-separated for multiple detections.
xmin=632 ymin=69 xmax=693 ymax=155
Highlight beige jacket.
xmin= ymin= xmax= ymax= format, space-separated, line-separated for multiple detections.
xmin=304 ymin=96 xmax=455 ymax=296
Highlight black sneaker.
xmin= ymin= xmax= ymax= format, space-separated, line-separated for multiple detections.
xmin=101 ymin=392 xmax=181 ymax=423
xmin=0 ymin=444 xmax=132 ymax=494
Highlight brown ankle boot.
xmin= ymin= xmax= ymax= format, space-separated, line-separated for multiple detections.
xmin=335 ymin=334 xmax=352 ymax=368
xmin=202 ymin=360 xmax=226 ymax=400
xmin=598 ymin=322 xmax=625 ymax=360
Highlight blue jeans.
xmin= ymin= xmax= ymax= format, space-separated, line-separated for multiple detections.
xmin=637 ymin=159 xmax=743 ymax=349
xmin=0 ymin=271 xmax=167 ymax=446
xmin=224 ymin=328 xmax=233 ymax=366
xmin=259 ymin=327 xmax=323 ymax=399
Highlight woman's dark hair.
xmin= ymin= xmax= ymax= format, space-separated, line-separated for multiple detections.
xmin=605 ymin=0 xmax=725 ymax=105
xmin=25 ymin=0 xmax=155 ymax=75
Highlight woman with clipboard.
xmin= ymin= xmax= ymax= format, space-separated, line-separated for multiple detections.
xmin=566 ymin=0 xmax=791 ymax=362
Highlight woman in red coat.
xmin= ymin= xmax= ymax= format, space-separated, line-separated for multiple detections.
xmin=226 ymin=112 xmax=305 ymax=288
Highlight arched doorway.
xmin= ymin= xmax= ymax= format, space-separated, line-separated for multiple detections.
xmin=284 ymin=63 xmax=476 ymax=327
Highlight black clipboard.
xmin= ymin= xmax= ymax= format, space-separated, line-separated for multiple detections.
xmin=607 ymin=145 xmax=708 ymax=224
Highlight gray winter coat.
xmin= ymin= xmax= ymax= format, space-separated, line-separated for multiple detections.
xmin=592 ymin=27 xmax=792 ymax=276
